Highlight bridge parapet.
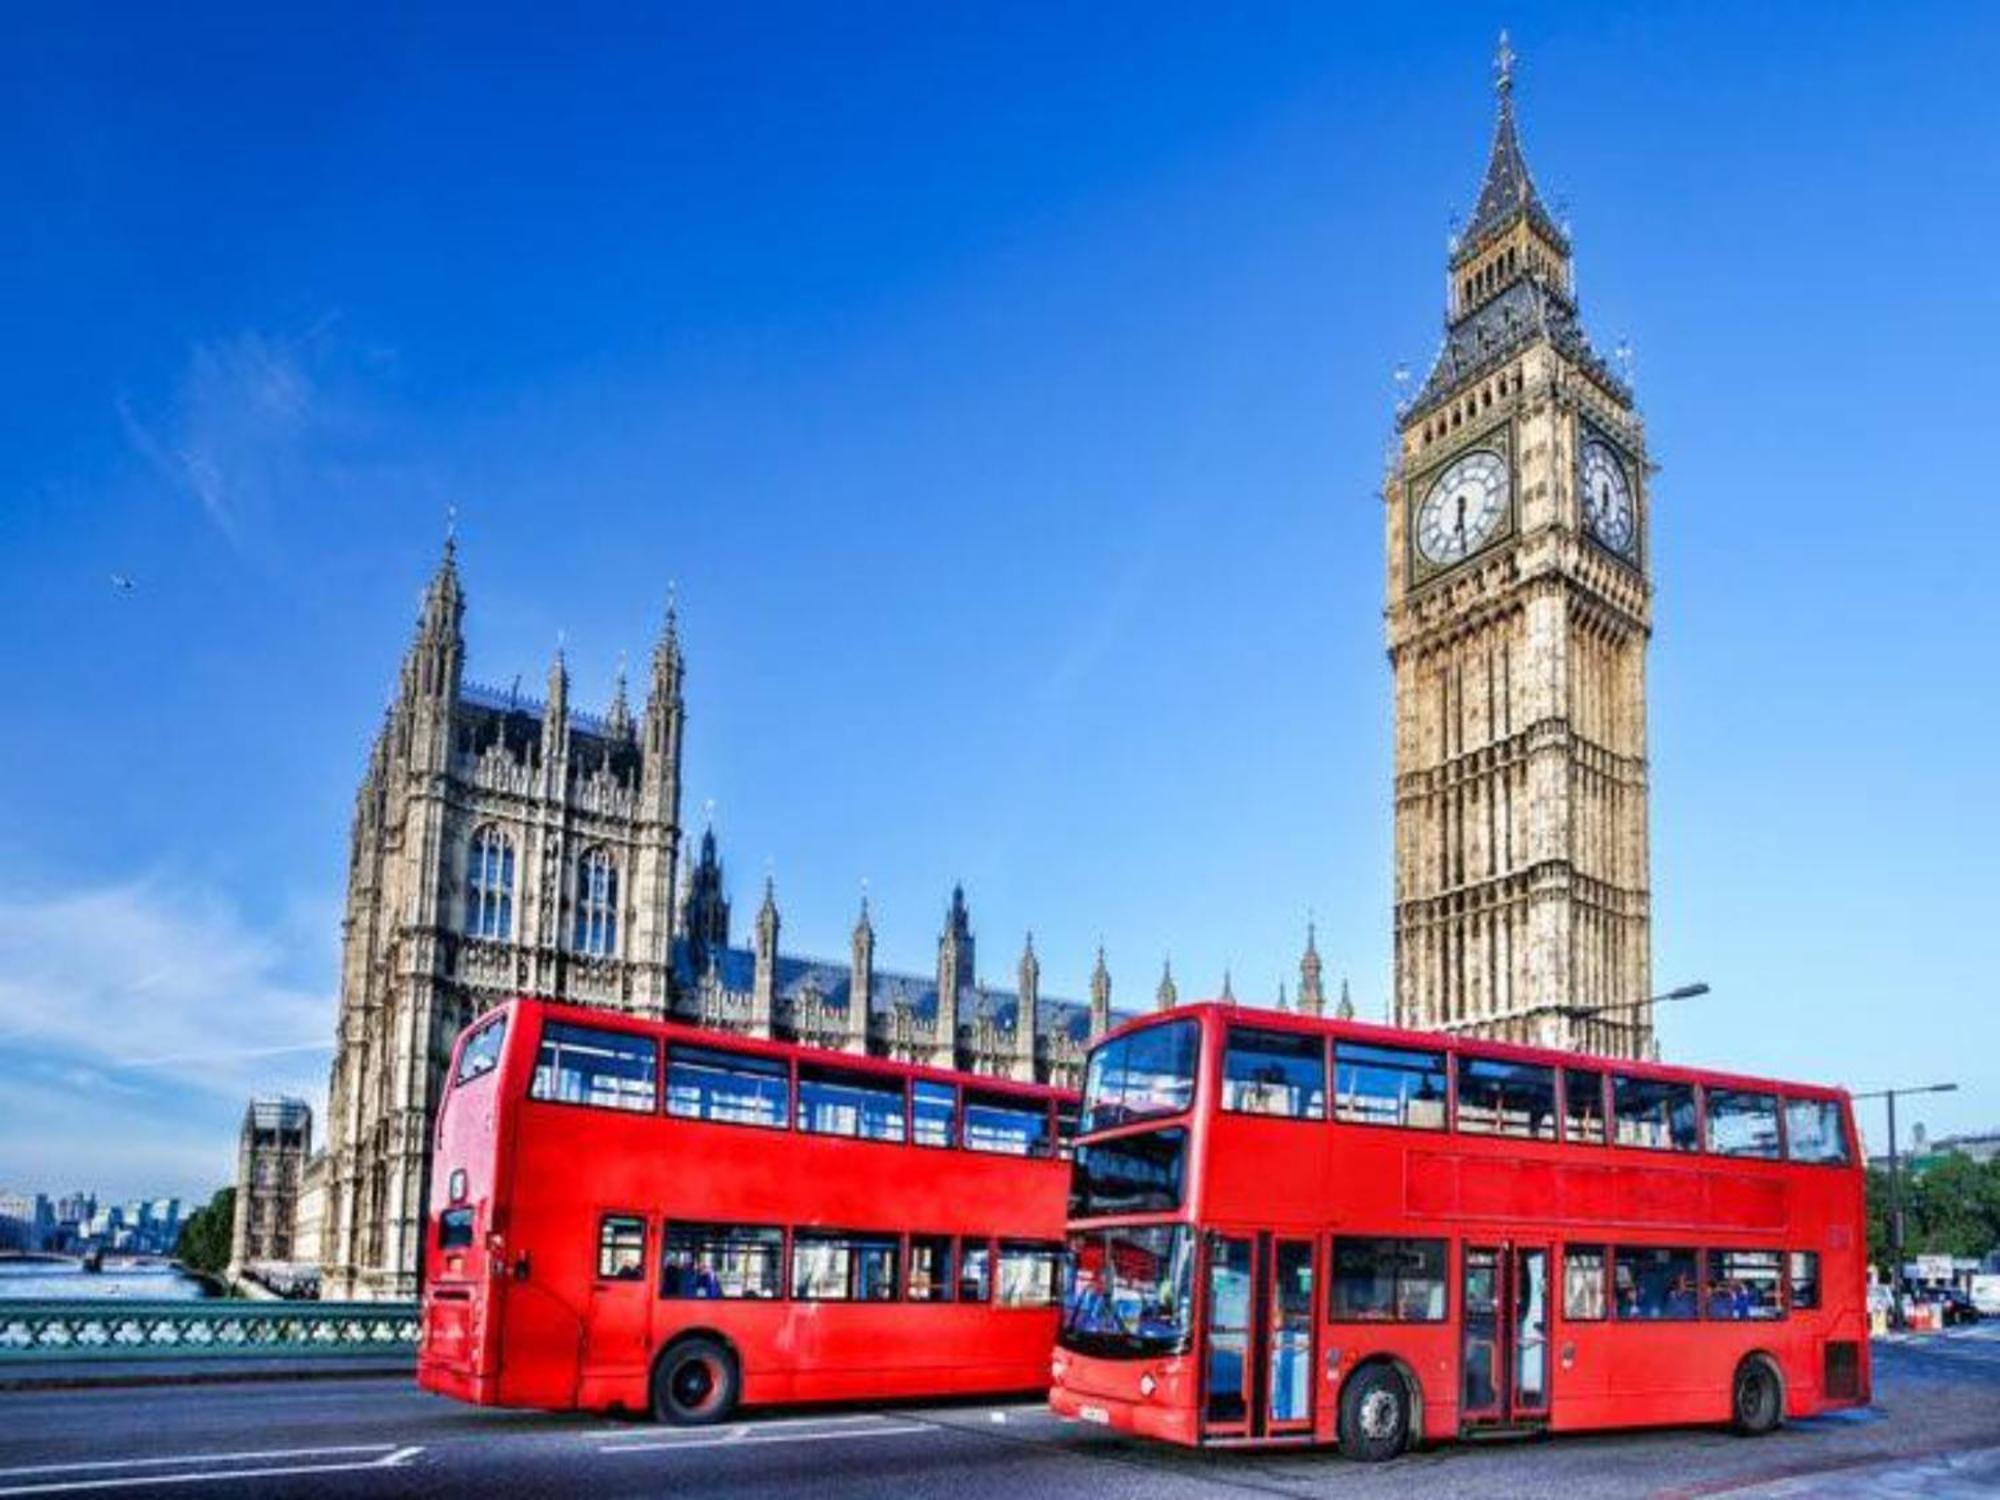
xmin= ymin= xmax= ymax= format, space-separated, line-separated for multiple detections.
xmin=0 ymin=1300 xmax=418 ymax=1362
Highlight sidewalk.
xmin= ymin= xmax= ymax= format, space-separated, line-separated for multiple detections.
xmin=0 ymin=1353 xmax=414 ymax=1392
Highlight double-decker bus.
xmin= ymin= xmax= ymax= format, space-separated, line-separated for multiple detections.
xmin=1051 ymin=1003 xmax=1868 ymax=1459
xmin=420 ymin=996 xmax=1071 ymax=1423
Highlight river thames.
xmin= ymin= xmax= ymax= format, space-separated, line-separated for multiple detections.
xmin=0 ymin=1260 xmax=214 ymax=1300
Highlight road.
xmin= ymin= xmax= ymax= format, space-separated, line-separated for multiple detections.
xmin=1 ymin=1327 xmax=1997 ymax=1498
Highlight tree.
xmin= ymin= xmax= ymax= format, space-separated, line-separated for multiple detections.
xmin=1865 ymin=1153 xmax=2000 ymax=1272
xmin=175 ymin=1187 xmax=235 ymax=1276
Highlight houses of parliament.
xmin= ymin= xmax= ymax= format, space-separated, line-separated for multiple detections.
xmin=252 ymin=38 xmax=1657 ymax=1300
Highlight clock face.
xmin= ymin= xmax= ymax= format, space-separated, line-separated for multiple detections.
xmin=1415 ymin=449 xmax=1510 ymax=567
xmin=1580 ymin=439 xmax=1636 ymax=557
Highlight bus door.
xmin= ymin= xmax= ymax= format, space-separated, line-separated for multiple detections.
xmin=1461 ymin=1242 xmax=1551 ymax=1429
xmin=582 ymin=1213 xmax=654 ymax=1387
xmin=1200 ymin=1231 xmax=1317 ymax=1442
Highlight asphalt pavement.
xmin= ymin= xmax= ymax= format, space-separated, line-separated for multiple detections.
xmin=1 ymin=1326 xmax=1997 ymax=1498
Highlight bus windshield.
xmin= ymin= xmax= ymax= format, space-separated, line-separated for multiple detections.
xmin=1082 ymin=1019 xmax=1200 ymax=1133
xmin=1061 ymin=1224 xmax=1195 ymax=1358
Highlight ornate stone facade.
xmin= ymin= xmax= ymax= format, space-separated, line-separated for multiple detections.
xmin=319 ymin=545 xmax=1116 ymax=1298
xmin=1386 ymin=41 xmax=1655 ymax=1059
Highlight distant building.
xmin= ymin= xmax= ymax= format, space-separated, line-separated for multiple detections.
xmin=0 ymin=1191 xmax=54 ymax=1252
xmin=1866 ymin=1123 xmax=2000 ymax=1174
xmin=230 ymin=1098 xmax=314 ymax=1272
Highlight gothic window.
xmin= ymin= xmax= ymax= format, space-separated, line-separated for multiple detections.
xmin=466 ymin=826 xmax=515 ymax=941
xmin=574 ymin=847 xmax=619 ymax=956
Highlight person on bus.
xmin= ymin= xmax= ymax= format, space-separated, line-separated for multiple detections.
xmin=1666 ymin=1274 xmax=1696 ymax=1320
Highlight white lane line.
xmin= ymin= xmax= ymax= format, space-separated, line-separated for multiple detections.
xmin=0 ymin=1446 xmax=398 ymax=1478
xmin=0 ymin=1447 xmax=420 ymax=1497
xmin=600 ymin=1423 xmax=935 ymax=1454
xmin=580 ymin=1411 xmax=896 ymax=1438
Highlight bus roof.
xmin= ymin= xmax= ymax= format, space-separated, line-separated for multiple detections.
xmin=492 ymin=993 xmax=1078 ymax=1103
xmin=1094 ymin=1000 xmax=1849 ymax=1103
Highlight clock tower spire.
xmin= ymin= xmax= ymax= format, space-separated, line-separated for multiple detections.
xmin=1386 ymin=36 xmax=1655 ymax=1059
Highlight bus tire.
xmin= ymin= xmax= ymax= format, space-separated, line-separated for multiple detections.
xmin=651 ymin=1336 xmax=740 ymax=1426
xmin=1338 ymin=1361 xmax=1411 ymax=1462
xmin=1731 ymin=1354 xmax=1783 ymax=1437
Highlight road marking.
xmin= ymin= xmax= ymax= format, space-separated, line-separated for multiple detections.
xmin=600 ymin=1422 xmax=935 ymax=1454
xmin=0 ymin=1446 xmax=420 ymax=1496
xmin=0 ymin=1446 xmax=398 ymax=1478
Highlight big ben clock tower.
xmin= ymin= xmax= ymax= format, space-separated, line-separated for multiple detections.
xmin=1387 ymin=36 xmax=1655 ymax=1059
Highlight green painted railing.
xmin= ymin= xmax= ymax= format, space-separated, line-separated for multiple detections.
xmin=0 ymin=1301 xmax=419 ymax=1362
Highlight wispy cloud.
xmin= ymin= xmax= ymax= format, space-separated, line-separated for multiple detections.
xmin=118 ymin=320 xmax=352 ymax=552
xmin=0 ymin=879 xmax=332 ymax=1102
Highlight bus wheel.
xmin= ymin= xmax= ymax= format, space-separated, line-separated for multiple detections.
xmin=1731 ymin=1356 xmax=1783 ymax=1437
xmin=1339 ymin=1363 xmax=1410 ymax=1462
xmin=652 ymin=1337 xmax=739 ymax=1426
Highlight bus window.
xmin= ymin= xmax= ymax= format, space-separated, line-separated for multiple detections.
xmin=1457 ymin=1056 xmax=1557 ymax=1139
xmin=1707 ymin=1090 xmax=1781 ymax=1158
xmin=1613 ymin=1246 xmax=1699 ymax=1320
xmin=1784 ymin=1098 xmax=1851 ymax=1164
xmin=1061 ymin=1225 xmax=1194 ymax=1357
xmin=660 ymin=1222 xmax=783 ymax=1299
xmin=957 ymin=1239 xmax=993 ymax=1302
xmin=530 ymin=1022 xmax=657 ymax=1113
xmin=1069 ymin=1129 xmax=1186 ymax=1218
xmin=1082 ymin=1018 xmax=1199 ymax=1132
xmin=597 ymin=1216 xmax=645 ymax=1281
xmin=908 ymin=1236 xmax=954 ymax=1302
xmin=1329 ymin=1237 xmax=1447 ymax=1322
xmin=1333 ymin=1043 xmax=1448 ymax=1129
xmin=454 ymin=1016 xmax=507 ymax=1086
xmin=797 ymin=1063 xmax=907 ymax=1143
xmin=911 ymin=1080 xmax=957 ymax=1148
xmin=1704 ymin=1250 xmax=1783 ymax=1320
xmin=965 ymin=1092 xmax=1050 ymax=1156
xmin=1611 ymin=1075 xmax=1698 ymax=1152
xmin=438 ymin=1208 xmax=475 ymax=1250
xmin=1788 ymin=1251 xmax=1821 ymax=1310
xmin=794 ymin=1232 xmax=901 ymax=1301
xmin=666 ymin=1045 xmax=787 ymax=1128
xmin=1221 ymin=1027 xmax=1326 ymax=1119
xmin=997 ymin=1242 xmax=1062 ymax=1307
xmin=1563 ymin=1067 xmax=1607 ymax=1144
xmin=1563 ymin=1245 xmax=1607 ymax=1320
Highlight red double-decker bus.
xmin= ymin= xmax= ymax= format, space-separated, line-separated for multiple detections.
xmin=1051 ymin=1003 xmax=1868 ymax=1459
xmin=420 ymin=996 xmax=1071 ymax=1422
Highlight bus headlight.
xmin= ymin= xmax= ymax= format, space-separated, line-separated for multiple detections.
xmin=1051 ymin=1354 xmax=1067 ymax=1382
xmin=1138 ymin=1372 xmax=1157 ymax=1398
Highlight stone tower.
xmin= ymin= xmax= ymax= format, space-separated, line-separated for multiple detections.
xmin=320 ymin=543 xmax=686 ymax=1299
xmin=1386 ymin=36 xmax=1654 ymax=1059
xmin=229 ymin=1097 xmax=312 ymax=1274
xmin=311 ymin=549 xmax=1121 ymax=1298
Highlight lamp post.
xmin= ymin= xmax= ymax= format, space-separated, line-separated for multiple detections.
xmin=1851 ymin=1082 xmax=1958 ymax=1330
xmin=1560 ymin=981 xmax=1710 ymax=1052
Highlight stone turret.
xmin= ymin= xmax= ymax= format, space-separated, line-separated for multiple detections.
xmin=1156 ymin=959 xmax=1178 ymax=1012
xmin=847 ymin=894 xmax=874 ymax=1054
xmin=934 ymin=885 xmax=974 ymax=1068
xmin=752 ymin=877 xmax=779 ymax=1031
xmin=1011 ymin=934 xmax=1040 ymax=1082
xmin=1299 ymin=921 xmax=1326 ymax=1016
xmin=1089 ymin=945 xmax=1112 ymax=1039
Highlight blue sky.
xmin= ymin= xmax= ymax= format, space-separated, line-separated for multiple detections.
xmin=2 ymin=2 xmax=1996 ymax=1199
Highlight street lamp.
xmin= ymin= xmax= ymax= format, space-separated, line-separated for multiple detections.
xmin=1851 ymin=1081 xmax=1958 ymax=1330
xmin=1560 ymin=982 xmax=1710 ymax=1052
